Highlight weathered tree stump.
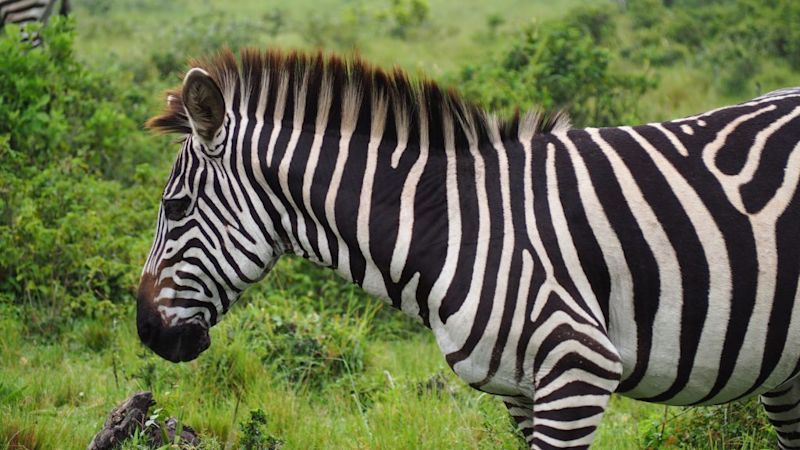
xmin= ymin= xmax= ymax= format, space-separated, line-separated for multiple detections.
xmin=87 ymin=391 xmax=154 ymax=450
xmin=147 ymin=417 xmax=201 ymax=447
xmin=87 ymin=391 xmax=200 ymax=450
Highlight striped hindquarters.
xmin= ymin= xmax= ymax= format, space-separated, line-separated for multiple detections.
xmin=542 ymin=88 xmax=800 ymax=406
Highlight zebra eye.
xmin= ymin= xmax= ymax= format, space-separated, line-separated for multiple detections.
xmin=163 ymin=197 xmax=191 ymax=220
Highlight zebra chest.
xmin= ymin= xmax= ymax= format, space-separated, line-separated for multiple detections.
xmin=430 ymin=292 xmax=537 ymax=398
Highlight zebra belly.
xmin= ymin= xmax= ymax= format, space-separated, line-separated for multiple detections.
xmin=620 ymin=355 xmax=800 ymax=406
xmin=613 ymin=291 xmax=800 ymax=406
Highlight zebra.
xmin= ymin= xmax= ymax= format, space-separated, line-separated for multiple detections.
xmin=136 ymin=48 xmax=800 ymax=449
xmin=0 ymin=0 xmax=70 ymax=45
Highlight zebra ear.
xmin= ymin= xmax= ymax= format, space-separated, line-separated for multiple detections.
xmin=182 ymin=68 xmax=225 ymax=143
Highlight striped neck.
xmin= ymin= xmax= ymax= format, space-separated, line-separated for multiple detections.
xmin=256 ymin=95 xmax=451 ymax=325
xmin=147 ymin=49 xmax=571 ymax=327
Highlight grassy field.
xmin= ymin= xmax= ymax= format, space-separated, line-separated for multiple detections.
xmin=71 ymin=0 xmax=597 ymax=75
xmin=0 ymin=279 xmax=668 ymax=449
xmin=70 ymin=0 xmax=799 ymax=122
xmin=1 ymin=0 xmax=793 ymax=448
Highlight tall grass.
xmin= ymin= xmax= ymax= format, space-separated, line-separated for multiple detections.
xmin=0 ymin=298 xmax=527 ymax=449
xmin=71 ymin=0 xmax=600 ymax=76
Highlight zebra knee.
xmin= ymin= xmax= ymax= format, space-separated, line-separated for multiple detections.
xmin=762 ymin=379 xmax=800 ymax=450
xmin=777 ymin=435 xmax=800 ymax=450
xmin=774 ymin=422 xmax=800 ymax=450
xmin=502 ymin=397 xmax=536 ymax=446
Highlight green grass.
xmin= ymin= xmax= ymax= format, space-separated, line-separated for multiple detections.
xmin=70 ymin=0 xmax=600 ymax=75
xmin=0 ymin=302 xmax=526 ymax=449
xmin=0 ymin=299 xmax=665 ymax=450
xmin=0 ymin=313 xmax=636 ymax=449
xmin=0 ymin=295 xmax=776 ymax=449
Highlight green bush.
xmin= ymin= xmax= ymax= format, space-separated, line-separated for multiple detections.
xmin=149 ymin=11 xmax=268 ymax=79
xmin=628 ymin=0 xmax=666 ymax=29
xmin=233 ymin=291 xmax=375 ymax=389
xmin=261 ymin=257 xmax=423 ymax=340
xmin=0 ymin=19 xmax=160 ymax=182
xmin=171 ymin=275 xmax=386 ymax=393
xmin=239 ymin=409 xmax=283 ymax=450
xmin=0 ymin=19 xmax=167 ymax=331
xmin=639 ymin=398 xmax=774 ymax=449
xmin=452 ymin=22 xmax=654 ymax=127
xmin=624 ymin=0 xmax=800 ymax=96
xmin=565 ymin=5 xmax=616 ymax=45
xmin=384 ymin=0 xmax=430 ymax=38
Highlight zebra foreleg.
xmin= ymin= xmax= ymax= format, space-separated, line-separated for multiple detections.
xmin=761 ymin=376 xmax=800 ymax=449
xmin=530 ymin=380 xmax=618 ymax=449
xmin=502 ymin=396 xmax=535 ymax=447
xmin=528 ymin=333 xmax=623 ymax=449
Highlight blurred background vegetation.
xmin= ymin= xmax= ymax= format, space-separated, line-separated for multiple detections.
xmin=1 ymin=0 xmax=797 ymax=448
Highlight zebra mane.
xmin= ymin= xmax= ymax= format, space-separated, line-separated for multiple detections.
xmin=146 ymin=48 xmax=570 ymax=148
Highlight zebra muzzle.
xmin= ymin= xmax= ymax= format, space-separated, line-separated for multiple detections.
xmin=136 ymin=277 xmax=211 ymax=363
xmin=137 ymin=308 xmax=210 ymax=362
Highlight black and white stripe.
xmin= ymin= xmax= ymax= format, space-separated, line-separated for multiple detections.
xmin=138 ymin=50 xmax=800 ymax=449
xmin=1 ymin=0 xmax=69 ymax=46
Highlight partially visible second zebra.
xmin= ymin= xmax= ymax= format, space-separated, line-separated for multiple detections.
xmin=136 ymin=49 xmax=800 ymax=449
xmin=0 ymin=0 xmax=70 ymax=45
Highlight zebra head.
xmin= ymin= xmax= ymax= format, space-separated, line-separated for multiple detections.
xmin=137 ymin=67 xmax=282 ymax=362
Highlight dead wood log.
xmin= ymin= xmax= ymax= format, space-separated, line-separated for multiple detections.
xmin=87 ymin=391 xmax=154 ymax=450
xmin=146 ymin=417 xmax=201 ymax=447
xmin=87 ymin=391 xmax=200 ymax=450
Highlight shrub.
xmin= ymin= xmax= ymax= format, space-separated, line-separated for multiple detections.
xmin=639 ymin=398 xmax=774 ymax=449
xmin=232 ymin=291 xmax=375 ymax=389
xmin=624 ymin=0 xmax=800 ymax=94
xmin=0 ymin=19 xmax=167 ymax=330
xmin=452 ymin=22 xmax=654 ymax=127
xmin=149 ymin=11 xmax=268 ymax=79
xmin=385 ymin=0 xmax=430 ymax=38
xmin=239 ymin=409 xmax=283 ymax=450
xmin=628 ymin=0 xmax=666 ymax=29
xmin=565 ymin=5 xmax=616 ymax=44
xmin=0 ymin=19 xmax=160 ymax=182
xmin=259 ymin=256 xmax=424 ymax=340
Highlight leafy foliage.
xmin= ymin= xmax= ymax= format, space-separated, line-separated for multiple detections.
xmin=624 ymin=0 xmax=800 ymax=96
xmin=229 ymin=278 xmax=377 ymax=389
xmin=639 ymin=398 xmax=774 ymax=449
xmin=452 ymin=21 xmax=654 ymax=127
xmin=565 ymin=5 xmax=616 ymax=45
xmin=383 ymin=0 xmax=430 ymax=38
xmin=0 ymin=18 xmax=167 ymax=331
xmin=0 ymin=20 xmax=158 ymax=180
xmin=239 ymin=409 xmax=283 ymax=450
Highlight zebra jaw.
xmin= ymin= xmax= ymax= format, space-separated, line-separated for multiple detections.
xmin=136 ymin=273 xmax=211 ymax=363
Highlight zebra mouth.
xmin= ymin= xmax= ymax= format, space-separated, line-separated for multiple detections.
xmin=168 ymin=319 xmax=210 ymax=362
xmin=139 ymin=317 xmax=211 ymax=363
xmin=137 ymin=294 xmax=211 ymax=363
